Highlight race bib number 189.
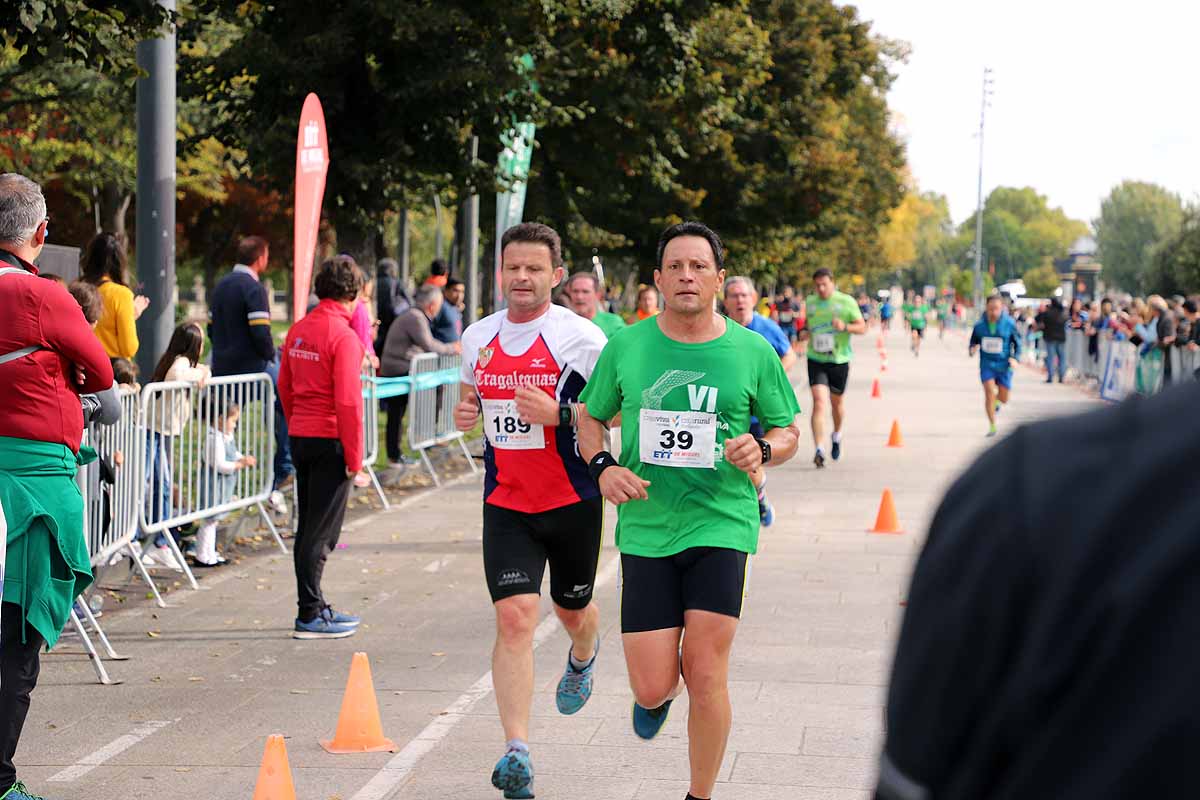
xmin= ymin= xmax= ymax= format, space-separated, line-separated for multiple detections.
xmin=481 ymin=399 xmax=544 ymax=450
xmin=981 ymin=336 xmax=1004 ymax=355
xmin=639 ymin=409 xmax=717 ymax=469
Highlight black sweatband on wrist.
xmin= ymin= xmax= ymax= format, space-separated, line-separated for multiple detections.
xmin=588 ymin=451 xmax=618 ymax=483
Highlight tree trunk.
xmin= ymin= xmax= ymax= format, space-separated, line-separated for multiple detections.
xmin=99 ymin=182 xmax=132 ymax=243
xmin=331 ymin=217 xmax=382 ymax=273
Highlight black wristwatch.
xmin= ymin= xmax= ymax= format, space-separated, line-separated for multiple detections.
xmin=558 ymin=403 xmax=574 ymax=427
xmin=588 ymin=451 xmax=618 ymax=483
xmin=755 ymin=437 xmax=772 ymax=465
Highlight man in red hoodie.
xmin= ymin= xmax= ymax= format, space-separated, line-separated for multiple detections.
xmin=278 ymin=255 xmax=365 ymax=639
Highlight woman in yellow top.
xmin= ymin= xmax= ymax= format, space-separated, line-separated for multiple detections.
xmin=81 ymin=233 xmax=150 ymax=359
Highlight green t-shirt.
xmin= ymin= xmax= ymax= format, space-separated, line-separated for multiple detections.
xmin=908 ymin=304 xmax=929 ymax=329
xmin=803 ymin=291 xmax=863 ymax=364
xmin=580 ymin=318 xmax=801 ymax=557
xmin=591 ymin=310 xmax=627 ymax=340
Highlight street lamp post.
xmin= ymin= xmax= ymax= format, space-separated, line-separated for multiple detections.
xmin=972 ymin=67 xmax=994 ymax=314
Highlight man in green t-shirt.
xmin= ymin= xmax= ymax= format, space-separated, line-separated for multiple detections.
xmin=908 ymin=294 xmax=929 ymax=356
xmin=563 ymin=272 xmax=626 ymax=339
xmin=579 ymin=222 xmax=801 ymax=800
xmin=798 ymin=268 xmax=866 ymax=468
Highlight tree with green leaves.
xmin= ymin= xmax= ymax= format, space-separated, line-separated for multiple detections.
xmin=957 ymin=187 xmax=1088 ymax=282
xmin=1094 ymin=180 xmax=1184 ymax=293
xmin=1147 ymin=205 xmax=1200 ymax=295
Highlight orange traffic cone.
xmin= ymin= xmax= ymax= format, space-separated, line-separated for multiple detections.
xmin=870 ymin=378 xmax=882 ymax=398
xmin=868 ymin=488 xmax=903 ymax=534
xmin=253 ymin=735 xmax=297 ymax=800
xmin=320 ymin=652 xmax=398 ymax=754
xmin=876 ymin=334 xmax=884 ymax=350
xmin=886 ymin=419 xmax=903 ymax=448
xmin=880 ymin=353 xmax=888 ymax=372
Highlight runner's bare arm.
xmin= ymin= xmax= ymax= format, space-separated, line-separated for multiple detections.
xmin=579 ymin=408 xmax=649 ymax=504
xmin=454 ymin=382 xmax=481 ymax=432
xmin=780 ymin=349 xmax=798 ymax=371
xmin=724 ymin=419 xmax=801 ymax=474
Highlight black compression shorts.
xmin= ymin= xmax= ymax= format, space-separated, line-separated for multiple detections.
xmin=620 ymin=547 xmax=749 ymax=633
xmin=482 ymin=497 xmax=603 ymax=609
xmin=807 ymin=359 xmax=850 ymax=395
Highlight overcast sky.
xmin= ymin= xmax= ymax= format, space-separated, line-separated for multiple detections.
xmin=843 ymin=0 xmax=1200 ymax=227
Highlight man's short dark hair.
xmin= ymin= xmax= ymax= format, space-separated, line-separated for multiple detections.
xmin=656 ymin=221 xmax=724 ymax=270
xmin=501 ymin=222 xmax=563 ymax=268
xmin=565 ymin=272 xmax=601 ymax=293
xmin=68 ymin=280 xmax=102 ymax=324
xmin=236 ymin=235 xmax=269 ymax=266
xmin=813 ymin=267 xmax=834 ymax=282
xmin=1184 ymin=300 xmax=1197 ymax=314
xmin=314 ymin=255 xmax=363 ymax=302
xmin=986 ymin=292 xmax=1004 ymax=304
xmin=445 ymin=278 xmax=464 ymax=290
xmin=430 ymin=259 xmax=448 ymax=277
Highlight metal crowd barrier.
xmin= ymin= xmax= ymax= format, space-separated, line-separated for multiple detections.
xmin=139 ymin=373 xmax=286 ymax=590
xmin=406 ymin=353 xmax=477 ymax=486
xmin=360 ymin=365 xmax=389 ymax=509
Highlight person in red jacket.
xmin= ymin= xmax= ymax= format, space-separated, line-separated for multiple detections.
xmin=278 ymin=255 xmax=365 ymax=639
xmin=0 ymin=172 xmax=114 ymax=800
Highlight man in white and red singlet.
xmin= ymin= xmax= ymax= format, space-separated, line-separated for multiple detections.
xmin=454 ymin=222 xmax=608 ymax=800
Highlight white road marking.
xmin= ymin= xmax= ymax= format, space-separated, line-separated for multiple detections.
xmin=349 ymin=554 xmax=620 ymax=800
xmin=46 ymin=719 xmax=176 ymax=782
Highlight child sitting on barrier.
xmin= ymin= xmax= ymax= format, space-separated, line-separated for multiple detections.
xmin=195 ymin=400 xmax=256 ymax=567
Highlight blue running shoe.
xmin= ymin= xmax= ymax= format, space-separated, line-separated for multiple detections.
xmin=322 ymin=605 xmax=361 ymax=627
xmin=632 ymin=699 xmax=674 ymax=740
xmin=758 ymin=497 xmax=775 ymax=527
xmin=831 ymin=439 xmax=842 ymax=461
xmin=491 ymin=746 xmax=534 ymax=798
xmin=556 ymin=639 xmax=598 ymax=714
xmin=293 ymin=616 xmax=356 ymax=640
xmin=2 ymin=781 xmax=45 ymax=800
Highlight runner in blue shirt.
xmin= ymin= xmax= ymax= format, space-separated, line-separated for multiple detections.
xmin=723 ymin=276 xmax=797 ymax=525
xmin=969 ymin=294 xmax=1022 ymax=437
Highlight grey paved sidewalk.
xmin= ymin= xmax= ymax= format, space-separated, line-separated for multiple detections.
xmin=14 ymin=325 xmax=1095 ymax=799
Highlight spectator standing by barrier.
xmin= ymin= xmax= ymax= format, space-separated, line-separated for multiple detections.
xmin=278 ymin=256 xmax=365 ymax=639
xmin=431 ymin=277 xmax=465 ymax=344
xmin=81 ymin=232 xmax=150 ymax=361
xmin=208 ymin=236 xmax=293 ymax=509
xmin=1036 ymin=297 xmax=1068 ymax=382
xmin=195 ymin=401 xmax=255 ymax=567
xmin=374 ymin=258 xmax=411 ymax=357
xmin=380 ymin=285 xmax=460 ymax=467
xmin=424 ymin=258 xmax=449 ymax=288
xmin=142 ymin=323 xmax=211 ymax=570
xmin=0 ymin=172 xmax=114 ymax=800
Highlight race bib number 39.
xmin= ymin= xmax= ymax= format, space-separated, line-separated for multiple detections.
xmin=482 ymin=399 xmax=544 ymax=450
xmin=813 ymin=332 xmax=835 ymax=353
xmin=639 ymin=409 xmax=717 ymax=469
xmin=981 ymin=336 xmax=1004 ymax=355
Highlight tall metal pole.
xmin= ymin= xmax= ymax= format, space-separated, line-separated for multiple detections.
xmin=465 ymin=136 xmax=481 ymax=325
xmin=972 ymin=67 xmax=993 ymax=313
xmin=134 ymin=0 xmax=176 ymax=380
xmin=397 ymin=207 xmax=411 ymax=294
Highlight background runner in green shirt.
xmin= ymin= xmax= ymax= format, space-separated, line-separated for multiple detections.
xmin=908 ymin=296 xmax=929 ymax=356
xmin=563 ymin=272 xmax=627 ymax=339
xmin=797 ymin=268 xmax=866 ymax=468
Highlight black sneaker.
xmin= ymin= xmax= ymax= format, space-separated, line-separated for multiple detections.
xmin=813 ymin=450 xmax=826 ymax=469
xmin=831 ymin=440 xmax=842 ymax=461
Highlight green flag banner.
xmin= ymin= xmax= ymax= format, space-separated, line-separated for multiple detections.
xmin=494 ymin=55 xmax=538 ymax=309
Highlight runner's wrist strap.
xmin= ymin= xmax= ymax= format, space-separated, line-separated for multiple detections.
xmin=588 ymin=451 xmax=617 ymax=482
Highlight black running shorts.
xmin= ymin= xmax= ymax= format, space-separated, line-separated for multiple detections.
xmin=482 ymin=497 xmax=603 ymax=610
xmin=620 ymin=547 xmax=749 ymax=633
xmin=807 ymin=359 xmax=850 ymax=395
